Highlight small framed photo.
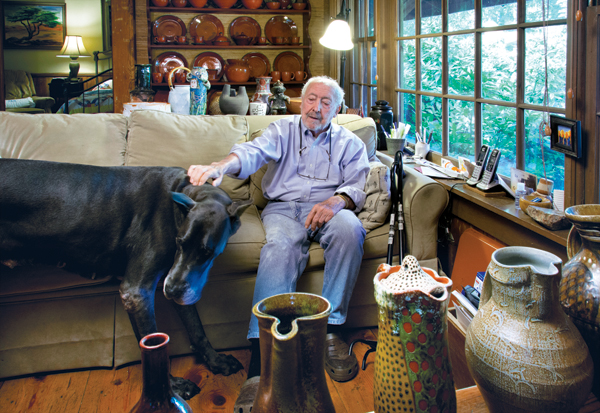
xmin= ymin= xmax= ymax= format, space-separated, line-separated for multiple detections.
xmin=550 ymin=115 xmax=582 ymax=158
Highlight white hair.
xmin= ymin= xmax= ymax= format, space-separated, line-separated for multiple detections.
xmin=301 ymin=76 xmax=344 ymax=108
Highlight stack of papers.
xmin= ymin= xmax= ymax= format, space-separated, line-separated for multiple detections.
xmin=451 ymin=290 xmax=478 ymax=330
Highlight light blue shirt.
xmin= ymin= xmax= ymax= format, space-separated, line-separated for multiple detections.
xmin=230 ymin=115 xmax=370 ymax=211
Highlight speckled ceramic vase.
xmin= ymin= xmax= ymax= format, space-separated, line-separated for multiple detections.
xmin=561 ymin=204 xmax=600 ymax=398
xmin=374 ymin=256 xmax=456 ymax=413
xmin=252 ymin=293 xmax=335 ymax=413
xmin=465 ymin=246 xmax=593 ymax=413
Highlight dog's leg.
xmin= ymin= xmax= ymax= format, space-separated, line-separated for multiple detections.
xmin=173 ymin=303 xmax=244 ymax=375
xmin=120 ymin=277 xmax=201 ymax=401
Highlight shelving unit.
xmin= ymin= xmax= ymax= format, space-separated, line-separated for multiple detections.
xmin=145 ymin=2 xmax=312 ymax=90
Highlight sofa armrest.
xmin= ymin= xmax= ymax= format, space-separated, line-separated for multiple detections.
xmin=32 ymin=96 xmax=55 ymax=113
xmin=377 ymin=151 xmax=449 ymax=262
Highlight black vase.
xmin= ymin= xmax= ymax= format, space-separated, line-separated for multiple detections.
xmin=369 ymin=100 xmax=394 ymax=151
xmin=129 ymin=333 xmax=193 ymax=413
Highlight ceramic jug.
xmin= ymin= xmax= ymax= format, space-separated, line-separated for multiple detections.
xmin=252 ymin=293 xmax=335 ymax=413
xmin=561 ymin=204 xmax=600 ymax=398
xmin=189 ymin=66 xmax=210 ymax=116
xmin=129 ymin=333 xmax=193 ymax=413
xmin=167 ymin=67 xmax=191 ymax=115
xmin=465 ymin=246 xmax=593 ymax=413
xmin=373 ymin=256 xmax=456 ymax=413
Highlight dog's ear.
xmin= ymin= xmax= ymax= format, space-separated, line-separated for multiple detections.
xmin=171 ymin=192 xmax=197 ymax=211
xmin=227 ymin=198 xmax=253 ymax=234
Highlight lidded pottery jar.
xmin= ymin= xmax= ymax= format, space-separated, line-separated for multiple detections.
xmin=369 ymin=100 xmax=394 ymax=151
xmin=225 ymin=59 xmax=251 ymax=83
xmin=465 ymin=246 xmax=594 ymax=413
xmin=561 ymin=204 xmax=600 ymax=398
xmin=373 ymin=256 xmax=456 ymax=413
xmin=128 ymin=333 xmax=193 ymax=413
xmin=252 ymin=293 xmax=335 ymax=413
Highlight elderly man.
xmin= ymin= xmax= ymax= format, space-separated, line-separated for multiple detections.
xmin=187 ymin=76 xmax=370 ymax=409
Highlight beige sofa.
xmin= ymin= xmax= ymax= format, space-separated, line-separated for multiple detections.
xmin=0 ymin=110 xmax=448 ymax=379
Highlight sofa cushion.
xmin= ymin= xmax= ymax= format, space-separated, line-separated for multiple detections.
xmin=4 ymin=70 xmax=36 ymax=100
xmin=357 ymin=161 xmax=392 ymax=231
xmin=0 ymin=112 xmax=128 ymax=166
xmin=126 ymin=111 xmax=250 ymax=200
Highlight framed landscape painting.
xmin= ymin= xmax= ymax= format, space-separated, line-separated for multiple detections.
xmin=3 ymin=2 xmax=66 ymax=50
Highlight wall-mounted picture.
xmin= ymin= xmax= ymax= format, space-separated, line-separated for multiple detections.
xmin=550 ymin=115 xmax=582 ymax=159
xmin=3 ymin=2 xmax=66 ymax=50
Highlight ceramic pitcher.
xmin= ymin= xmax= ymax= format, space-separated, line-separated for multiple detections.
xmin=465 ymin=246 xmax=593 ymax=413
xmin=252 ymin=293 xmax=335 ymax=413
xmin=167 ymin=67 xmax=191 ymax=115
xmin=373 ymin=255 xmax=456 ymax=413
xmin=561 ymin=204 xmax=600 ymax=397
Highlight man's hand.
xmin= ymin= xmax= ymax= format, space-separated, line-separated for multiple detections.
xmin=187 ymin=154 xmax=241 ymax=186
xmin=305 ymin=196 xmax=346 ymax=231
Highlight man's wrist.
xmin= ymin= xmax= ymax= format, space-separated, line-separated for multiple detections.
xmin=336 ymin=193 xmax=350 ymax=209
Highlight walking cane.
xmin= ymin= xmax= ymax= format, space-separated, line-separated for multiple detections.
xmin=350 ymin=149 xmax=405 ymax=370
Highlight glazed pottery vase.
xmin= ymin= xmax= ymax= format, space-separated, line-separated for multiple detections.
xmin=252 ymin=293 xmax=335 ymax=413
xmin=189 ymin=66 xmax=210 ymax=116
xmin=219 ymin=84 xmax=249 ymax=115
xmin=129 ymin=333 xmax=193 ymax=413
xmin=225 ymin=59 xmax=251 ymax=83
xmin=465 ymin=246 xmax=594 ymax=413
xmin=251 ymin=76 xmax=272 ymax=114
xmin=130 ymin=64 xmax=155 ymax=102
xmin=373 ymin=255 xmax=456 ymax=413
xmin=561 ymin=204 xmax=600 ymax=397
xmin=369 ymin=100 xmax=394 ymax=151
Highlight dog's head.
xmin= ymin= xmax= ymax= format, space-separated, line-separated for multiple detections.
xmin=164 ymin=185 xmax=252 ymax=305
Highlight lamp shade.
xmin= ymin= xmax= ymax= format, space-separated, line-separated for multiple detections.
xmin=57 ymin=36 xmax=90 ymax=58
xmin=319 ymin=20 xmax=354 ymax=51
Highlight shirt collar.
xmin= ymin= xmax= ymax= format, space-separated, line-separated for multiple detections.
xmin=299 ymin=116 xmax=332 ymax=143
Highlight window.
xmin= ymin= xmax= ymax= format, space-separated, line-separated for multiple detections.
xmin=349 ymin=0 xmax=377 ymax=114
xmin=353 ymin=0 xmax=568 ymax=191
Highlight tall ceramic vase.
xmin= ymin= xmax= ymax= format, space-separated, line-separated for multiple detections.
xmin=561 ymin=204 xmax=600 ymax=398
xmin=373 ymin=256 xmax=456 ymax=413
xmin=252 ymin=293 xmax=335 ymax=413
xmin=465 ymin=246 xmax=593 ymax=413
xmin=129 ymin=333 xmax=193 ymax=413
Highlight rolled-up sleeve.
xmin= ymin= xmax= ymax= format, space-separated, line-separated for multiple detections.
xmin=335 ymin=139 xmax=370 ymax=212
xmin=229 ymin=123 xmax=283 ymax=180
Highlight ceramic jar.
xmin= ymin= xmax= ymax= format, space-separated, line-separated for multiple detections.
xmin=128 ymin=333 xmax=193 ymax=413
xmin=225 ymin=59 xmax=251 ymax=83
xmin=369 ymin=100 xmax=394 ymax=151
xmin=465 ymin=246 xmax=594 ymax=413
xmin=151 ymin=0 xmax=170 ymax=6
xmin=213 ymin=0 xmax=237 ymax=8
xmin=561 ymin=204 xmax=600 ymax=398
xmin=252 ymin=293 xmax=335 ymax=413
xmin=373 ymin=256 xmax=456 ymax=413
xmin=242 ymin=0 xmax=263 ymax=8
xmin=188 ymin=0 xmax=207 ymax=6
xmin=219 ymin=84 xmax=249 ymax=115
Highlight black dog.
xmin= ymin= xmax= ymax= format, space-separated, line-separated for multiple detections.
xmin=0 ymin=158 xmax=251 ymax=399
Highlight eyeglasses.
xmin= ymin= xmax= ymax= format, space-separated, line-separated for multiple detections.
xmin=296 ymin=120 xmax=332 ymax=181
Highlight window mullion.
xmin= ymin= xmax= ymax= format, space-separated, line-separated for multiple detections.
xmin=474 ymin=0 xmax=482 ymax=154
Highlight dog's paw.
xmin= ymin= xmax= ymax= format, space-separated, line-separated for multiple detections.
xmin=170 ymin=375 xmax=200 ymax=400
xmin=206 ymin=353 xmax=244 ymax=376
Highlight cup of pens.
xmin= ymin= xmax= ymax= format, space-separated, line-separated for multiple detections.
xmin=415 ymin=127 xmax=434 ymax=158
xmin=385 ymin=122 xmax=410 ymax=155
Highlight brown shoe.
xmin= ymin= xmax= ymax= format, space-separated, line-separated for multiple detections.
xmin=324 ymin=333 xmax=359 ymax=382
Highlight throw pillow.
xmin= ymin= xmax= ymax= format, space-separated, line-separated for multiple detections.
xmin=5 ymin=97 xmax=35 ymax=109
xmin=248 ymin=128 xmax=269 ymax=209
xmin=358 ymin=161 xmax=391 ymax=232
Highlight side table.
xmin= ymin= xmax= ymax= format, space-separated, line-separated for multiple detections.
xmin=48 ymin=77 xmax=84 ymax=113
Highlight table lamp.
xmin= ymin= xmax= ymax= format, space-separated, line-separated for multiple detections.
xmin=57 ymin=36 xmax=91 ymax=81
xmin=319 ymin=0 xmax=353 ymax=89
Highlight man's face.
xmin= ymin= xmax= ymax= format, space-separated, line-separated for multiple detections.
xmin=300 ymin=83 xmax=341 ymax=134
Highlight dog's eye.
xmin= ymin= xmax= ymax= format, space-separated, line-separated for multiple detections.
xmin=175 ymin=237 xmax=183 ymax=246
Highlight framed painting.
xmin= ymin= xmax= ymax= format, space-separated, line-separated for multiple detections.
xmin=3 ymin=2 xmax=66 ymax=50
xmin=550 ymin=115 xmax=582 ymax=159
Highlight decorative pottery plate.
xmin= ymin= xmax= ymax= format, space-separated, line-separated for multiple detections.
xmin=229 ymin=16 xmax=261 ymax=45
xmin=152 ymin=15 xmax=186 ymax=40
xmin=264 ymin=16 xmax=298 ymax=44
xmin=153 ymin=52 xmax=188 ymax=80
xmin=189 ymin=14 xmax=224 ymax=44
xmin=193 ymin=52 xmax=226 ymax=80
xmin=242 ymin=52 xmax=271 ymax=79
xmin=273 ymin=51 xmax=304 ymax=73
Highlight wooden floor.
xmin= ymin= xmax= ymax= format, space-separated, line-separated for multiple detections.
xmin=0 ymin=327 xmax=597 ymax=413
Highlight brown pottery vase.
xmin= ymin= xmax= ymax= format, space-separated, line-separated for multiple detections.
xmin=129 ymin=333 xmax=193 ymax=413
xmin=561 ymin=204 xmax=600 ymax=398
xmin=465 ymin=246 xmax=593 ymax=413
xmin=374 ymin=256 xmax=456 ymax=413
xmin=225 ymin=59 xmax=251 ymax=83
xmin=252 ymin=293 xmax=335 ymax=413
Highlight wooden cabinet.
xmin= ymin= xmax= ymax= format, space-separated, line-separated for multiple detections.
xmin=145 ymin=2 xmax=312 ymax=89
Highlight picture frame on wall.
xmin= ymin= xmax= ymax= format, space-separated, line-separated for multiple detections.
xmin=3 ymin=2 xmax=66 ymax=50
xmin=550 ymin=114 xmax=582 ymax=159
